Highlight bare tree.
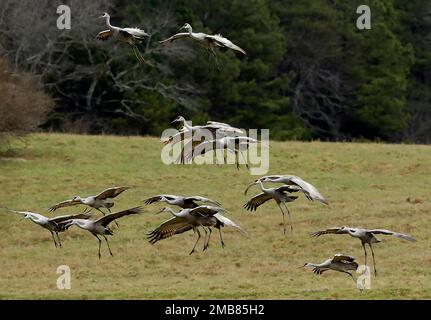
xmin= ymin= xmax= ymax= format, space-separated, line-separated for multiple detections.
xmin=0 ymin=0 xmax=202 ymax=133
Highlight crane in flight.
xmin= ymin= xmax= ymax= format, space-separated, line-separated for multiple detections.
xmin=57 ymin=207 xmax=143 ymax=259
xmin=1 ymin=207 xmax=91 ymax=248
xmin=303 ymin=254 xmax=359 ymax=284
xmin=311 ymin=226 xmax=417 ymax=276
xmin=96 ymin=12 xmax=151 ymax=65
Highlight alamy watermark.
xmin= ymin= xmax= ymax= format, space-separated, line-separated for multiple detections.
xmin=356 ymin=265 xmax=371 ymax=290
xmin=56 ymin=265 xmax=71 ymax=290
xmin=356 ymin=5 xmax=372 ymax=30
xmin=56 ymin=5 xmax=71 ymax=30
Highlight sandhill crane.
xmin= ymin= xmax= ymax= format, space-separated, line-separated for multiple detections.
xmin=245 ymin=175 xmax=328 ymax=205
xmin=148 ymin=206 xmax=244 ymax=254
xmin=159 ymin=23 xmax=246 ymax=68
xmin=165 ymin=116 xmax=244 ymax=164
xmin=169 ymin=116 xmax=244 ymax=138
xmin=49 ymin=186 xmax=129 ymax=228
xmin=57 ymin=207 xmax=142 ymax=259
xmin=1 ymin=207 xmax=91 ymax=248
xmin=144 ymin=195 xmax=221 ymax=209
xmin=311 ymin=227 xmax=417 ymax=276
xmin=96 ymin=12 xmax=150 ymax=65
xmin=183 ymin=136 xmax=260 ymax=169
xmin=244 ymin=180 xmax=302 ymax=234
xmin=303 ymin=254 xmax=359 ymax=283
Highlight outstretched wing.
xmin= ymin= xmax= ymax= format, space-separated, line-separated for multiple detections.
xmin=49 ymin=199 xmax=81 ymax=212
xmin=283 ymin=175 xmax=328 ymax=205
xmin=148 ymin=216 xmax=193 ymax=244
xmin=95 ymin=186 xmax=130 ymax=200
xmin=214 ymin=213 xmax=246 ymax=234
xmin=206 ymin=34 xmax=246 ymax=55
xmin=121 ymin=27 xmax=149 ymax=39
xmin=332 ymin=254 xmax=356 ymax=263
xmin=50 ymin=212 xmax=92 ymax=224
xmin=243 ymin=193 xmax=273 ymax=211
xmin=369 ymin=229 xmax=417 ymax=242
xmin=275 ymin=185 xmax=303 ymax=194
xmin=144 ymin=195 xmax=178 ymax=205
xmin=310 ymin=227 xmax=347 ymax=237
xmin=189 ymin=205 xmax=224 ymax=217
xmin=96 ymin=29 xmax=113 ymax=41
xmin=96 ymin=207 xmax=142 ymax=227
xmin=185 ymin=196 xmax=221 ymax=207
xmin=159 ymin=33 xmax=190 ymax=44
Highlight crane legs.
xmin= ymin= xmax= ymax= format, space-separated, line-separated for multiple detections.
xmin=189 ymin=228 xmax=202 ymax=255
xmin=205 ymin=47 xmax=221 ymax=71
xmin=203 ymin=227 xmax=212 ymax=251
xmin=131 ymin=44 xmax=150 ymax=66
xmin=94 ymin=234 xmax=102 ymax=259
xmin=281 ymin=202 xmax=294 ymax=233
xmin=51 ymin=231 xmax=58 ymax=248
xmin=276 ymin=202 xmax=293 ymax=235
xmin=361 ymin=242 xmax=368 ymax=266
xmin=103 ymin=235 xmax=114 ymax=257
xmin=219 ymin=228 xmax=225 ymax=248
xmin=238 ymin=150 xmax=250 ymax=170
xmin=369 ymin=243 xmax=377 ymax=276
xmin=55 ymin=232 xmax=62 ymax=247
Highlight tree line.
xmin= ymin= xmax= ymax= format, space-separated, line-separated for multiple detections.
xmin=0 ymin=0 xmax=430 ymax=143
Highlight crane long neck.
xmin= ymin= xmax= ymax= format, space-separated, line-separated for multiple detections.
xmin=182 ymin=119 xmax=193 ymax=130
xmin=257 ymin=180 xmax=268 ymax=192
xmin=105 ymin=15 xmax=113 ymax=30
xmin=167 ymin=208 xmax=179 ymax=217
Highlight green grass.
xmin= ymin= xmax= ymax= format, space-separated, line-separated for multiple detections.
xmin=0 ymin=133 xmax=430 ymax=299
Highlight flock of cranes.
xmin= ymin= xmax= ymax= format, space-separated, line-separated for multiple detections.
xmin=96 ymin=13 xmax=246 ymax=67
xmin=1 ymin=171 xmax=417 ymax=287
xmin=1 ymin=12 xmax=419 ymax=292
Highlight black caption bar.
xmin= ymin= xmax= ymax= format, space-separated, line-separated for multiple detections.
xmin=1 ymin=300 xmax=427 ymax=319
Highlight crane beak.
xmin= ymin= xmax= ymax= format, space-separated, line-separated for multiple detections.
xmin=244 ymin=181 xmax=257 ymax=195
xmin=154 ymin=208 xmax=166 ymax=215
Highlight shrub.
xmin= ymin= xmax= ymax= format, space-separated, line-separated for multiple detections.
xmin=0 ymin=57 xmax=53 ymax=146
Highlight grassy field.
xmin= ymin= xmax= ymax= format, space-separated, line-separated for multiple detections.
xmin=0 ymin=133 xmax=430 ymax=299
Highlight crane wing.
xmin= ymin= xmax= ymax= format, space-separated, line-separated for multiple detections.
xmin=275 ymin=185 xmax=303 ymax=194
xmin=332 ymin=254 xmax=356 ymax=263
xmin=189 ymin=205 xmax=224 ymax=217
xmin=49 ymin=212 xmax=92 ymax=223
xmin=96 ymin=30 xmax=113 ymax=41
xmin=144 ymin=195 xmax=178 ymax=205
xmin=159 ymin=33 xmax=190 ymax=44
xmin=310 ymin=227 xmax=347 ymax=237
xmin=206 ymin=34 xmax=246 ymax=55
xmin=185 ymin=196 xmax=221 ymax=206
xmin=49 ymin=199 xmax=82 ymax=212
xmin=148 ymin=216 xmax=193 ymax=244
xmin=368 ymin=229 xmax=417 ymax=242
xmin=243 ymin=192 xmax=273 ymax=211
xmin=282 ymin=175 xmax=328 ymax=205
xmin=95 ymin=186 xmax=130 ymax=200
xmin=214 ymin=213 xmax=246 ymax=234
xmin=96 ymin=207 xmax=142 ymax=227
xmin=121 ymin=27 xmax=149 ymax=39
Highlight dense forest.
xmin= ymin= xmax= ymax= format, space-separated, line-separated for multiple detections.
xmin=0 ymin=0 xmax=430 ymax=142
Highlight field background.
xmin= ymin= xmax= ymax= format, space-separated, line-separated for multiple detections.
xmin=0 ymin=133 xmax=430 ymax=299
